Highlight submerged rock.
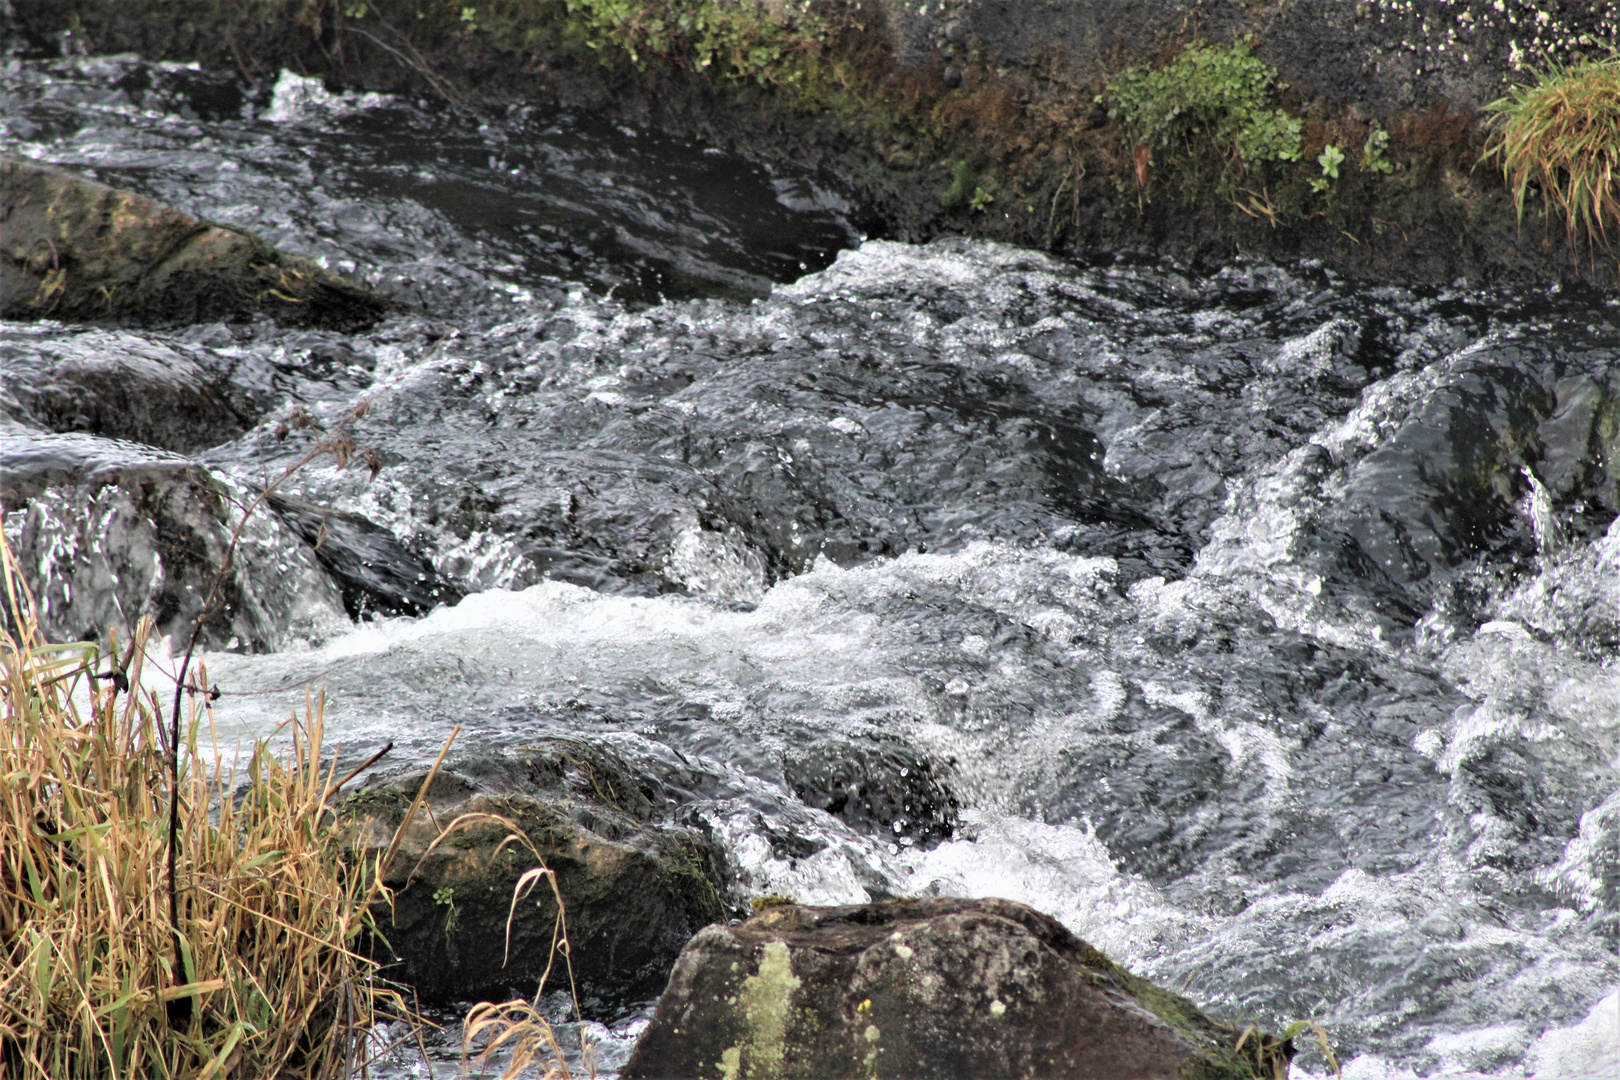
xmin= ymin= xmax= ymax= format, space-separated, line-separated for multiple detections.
xmin=782 ymin=738 xmax=959 ymax=848
xmin=0 ymin=328 xmax=247 ymax=452
xmin=0 ymin=157 xmax=385 ymax=329
xmin=620 ymin=896 xmax=1274 ymax=1080
xmin=335 ymin=740 xmax=733 ymax=1007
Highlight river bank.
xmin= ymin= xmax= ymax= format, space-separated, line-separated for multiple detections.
xmin=10 ymin=0 xmax=1620 ymax=289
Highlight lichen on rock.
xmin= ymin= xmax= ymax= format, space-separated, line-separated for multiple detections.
xmin=621 ymin=897 xmax=1275 ymax=1080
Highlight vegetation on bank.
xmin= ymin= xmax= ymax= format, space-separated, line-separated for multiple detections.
xmin=1485 ymin=55 xmax=1620 ymax=265
xmin=0 ymin=557 xmax=398 ymax=1077
xmin=23 ymin=0 xmax=1618 ymax=280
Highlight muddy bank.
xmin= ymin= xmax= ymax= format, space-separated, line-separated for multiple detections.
xmin=6 ymin=1 xmax=1613 ymax=294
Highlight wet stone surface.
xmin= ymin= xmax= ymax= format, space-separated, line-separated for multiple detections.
xmin=2 ymin=50 xmax=1619 ymax=1078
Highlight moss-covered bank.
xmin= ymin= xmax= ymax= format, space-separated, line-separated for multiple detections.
xmin=12 ymin=0 xmax=1619 ymax=287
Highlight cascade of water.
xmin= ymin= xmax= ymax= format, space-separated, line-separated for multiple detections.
xmin=3 ymin=52 xmax=1617 ymax=1078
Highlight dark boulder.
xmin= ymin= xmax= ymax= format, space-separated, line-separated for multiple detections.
xmin=0 ymin=328 xmax=247 ymax=452
xmin=782 ymin=739 xmax=959 ymax=848
xmin=1 ymin=157 xmax=385 ymax=329
xmin=335 ymin=740 xmax=733 ymax=1007
xmin=267 ymin=493 xmax=464 ymax=619
xmin=0 ymin=431 xmax=348 ymax=649
xmin=621 ymin=897 xmax=1275 ymax=1080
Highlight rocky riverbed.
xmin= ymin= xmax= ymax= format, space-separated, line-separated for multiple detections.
xmin=2 ymin=14 xmax=1619 ymax=1080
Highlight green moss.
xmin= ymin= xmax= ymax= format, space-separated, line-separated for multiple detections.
xmin=1069 ymin=941 xmax=1275 ymax=1080
xmin=748 ymin=893 xmax=796 ymax=913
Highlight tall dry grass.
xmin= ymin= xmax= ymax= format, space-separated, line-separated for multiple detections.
xmin=1485 ymin=55 xmax=1620 ymax=262
xmin=0 ymin=532 xmax=407 ymax=1079
xmin=0 ymin=521 xmax=593 ymax=1080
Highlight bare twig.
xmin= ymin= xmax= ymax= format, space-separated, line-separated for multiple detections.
xmin=165 ymin=395 xmax=375 ymax=1024
xmin=346 ymin=23 xmax=463 ymax=106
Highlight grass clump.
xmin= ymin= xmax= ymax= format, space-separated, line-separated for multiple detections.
xmin=1103 ymin=39 xmax=1302 ymax=189
xmin=0 ymin=537 xmax=405 ymax=1079
xmin=1485 ymin=55 xmax=1620 ymax=261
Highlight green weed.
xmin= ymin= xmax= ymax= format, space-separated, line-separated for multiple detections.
xmin=1103 ymin=39 xmax=1303 ymax=186
xmin=561 ymin=0 xmax=818 ymax=84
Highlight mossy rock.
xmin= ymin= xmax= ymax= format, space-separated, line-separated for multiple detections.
xmin=335 ymin=740 xmax=733 ymax=1006
xmin=621 ymin=897 xmax=1278 ymax=1080
xmin=1 ymin=157 xmax=384 ymax=329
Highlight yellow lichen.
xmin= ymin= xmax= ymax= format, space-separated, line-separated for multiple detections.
xmin=721 ymin=940 xmax=802 ymax=1079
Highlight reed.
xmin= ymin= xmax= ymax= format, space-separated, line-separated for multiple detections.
xmin=0 ymin=530 xmax=405 ymax=1079
xmin=1485 ymin=56 xmax=1620 ymax=261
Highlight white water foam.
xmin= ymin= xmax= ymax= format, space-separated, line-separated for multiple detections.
xmin=263 ymin=70 xmax=392 ymax=124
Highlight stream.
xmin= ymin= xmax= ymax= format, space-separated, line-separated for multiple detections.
xmin=2 ymin=49 xmax=1618 ymax=1079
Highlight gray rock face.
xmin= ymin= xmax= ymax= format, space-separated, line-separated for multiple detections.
xmin=0 ymin=432 xmax=348 ymax=650
xmin=884 ymin=0 xmax=1620 ymax=113
xmin=620 ymin=897 xmax=1270 ymax=1080
xmin=267 ymin=492 xmax=465 ymax=618
xmin=336 ymin=741 xmax=734 ymax=1007
xmin=0 ymin=329 xmax=247 ymax=453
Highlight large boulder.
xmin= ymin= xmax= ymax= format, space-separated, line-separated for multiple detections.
xmin=0 ymin=328 xmax=248 ymax=453
xmin=621 ymin=897 xmax=1276 ymax=1080
xmin=1 ymin=157 xmax=385 ymax=329
xmin=335 ymin=740 xmax=734 ymax=1007
xmin=0 ymin=431 xmax=348 ymax=650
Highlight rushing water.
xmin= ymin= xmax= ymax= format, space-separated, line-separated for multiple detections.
xmin=3 ymin=51 xmax=1619 ymax=1079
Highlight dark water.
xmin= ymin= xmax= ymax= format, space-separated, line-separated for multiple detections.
xmin=2 ymin=52 xmax=1618 ymax=1079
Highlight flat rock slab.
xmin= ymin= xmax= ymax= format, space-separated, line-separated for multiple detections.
xmin=1 ymin=157 xmax=385 ymax=329
xmin=622 ymin=897 xmax=1277 ymax=1080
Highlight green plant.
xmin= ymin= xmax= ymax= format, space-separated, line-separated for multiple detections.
xmin=1362 ymin=125 xmax=1394 ymax=174
xmin=561 ymin=0 xmax=819 ymax=84
xmin=1103 ymin=39 xmax=1303 ymax=176
xmin=941 ymin=159 xmax=980 ymax=209
xmin=433 ymin=885 xmax=459 ymax=941
xmin=1484 ymin=56 xmax=1620 ymax=258
xmin=1318 ymin=144 xmax=1345 ymax=180
xmin=1311 ymin=143 xmax=1345 ymax=193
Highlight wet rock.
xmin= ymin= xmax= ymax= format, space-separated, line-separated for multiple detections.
xmin=620 ymin=897 xmax=1272 ymax=1080
xmin=0 ymin=431 xmax=347 ymax=649
xmin=335 ymin=740 xmax=733 ymax=1007
xmin=782 ymin=739 xmax=958 ymax=848
xmin=0 ymin=328 xmax=247 ymax=452
xmin=267 ymin=493 xmax=464 ymax=618
xmin=1 ymin=157 xmax=385 ymax=329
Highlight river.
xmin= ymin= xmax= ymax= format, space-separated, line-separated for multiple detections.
xmin=2 ymin=49 xmax=1617 ymax=1079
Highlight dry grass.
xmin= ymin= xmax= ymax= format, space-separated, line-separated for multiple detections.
xmin=0 ymin=519 xmax=591 ymax=1080
xmin=0 ymin=532 xmax=411 ymax=1078
xmin=1485 ymin=56 xmax=1620 ymax=261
